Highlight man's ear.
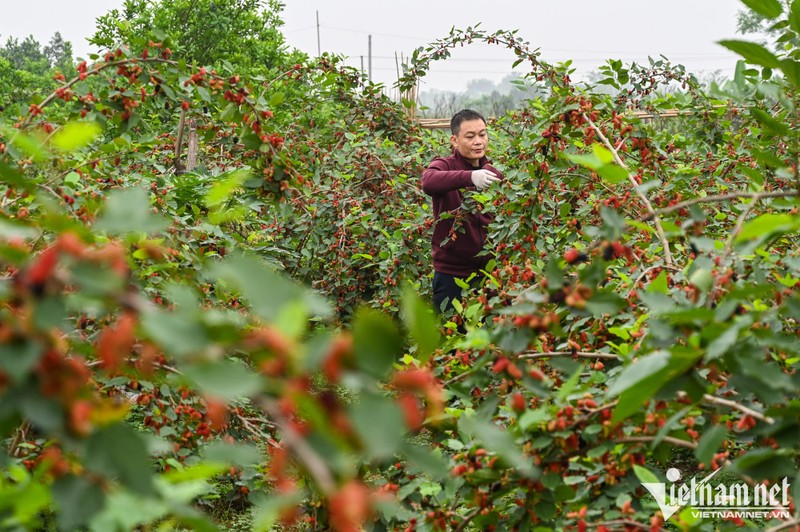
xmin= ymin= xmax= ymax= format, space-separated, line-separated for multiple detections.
xmin=450 ymin=134 xmax=457 ymax=147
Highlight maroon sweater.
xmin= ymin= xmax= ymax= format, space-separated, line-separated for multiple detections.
xmin=421 ymin=150 xmax=503 ymax=277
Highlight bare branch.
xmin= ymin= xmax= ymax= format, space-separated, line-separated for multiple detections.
xmin=583 ymin=113 xmax=674 ymax=268
xmin=589 ymin=519 xmax=648 ymax=530
xmin=615 ymin=435 xmax=697 ymax=450
xmin=453 ymin=508 xmax=481 ymax=532
xmin=259 ymin=398 xmax=336 ymax=496
xmin=641 ymin=190 xmax=800 ymax=221
xmin=701 ymin=394 xmax=775 ymax=425
xmin=518 ymin=351 xmax=621 ymax=361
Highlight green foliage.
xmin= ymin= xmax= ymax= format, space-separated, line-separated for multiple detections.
xmin=0 ymin=33 xmax=74 ymax=107
xmin=90 ymin=0 xmax=297 ymax=72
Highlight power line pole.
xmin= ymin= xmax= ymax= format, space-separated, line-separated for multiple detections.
xmin=368 ymin=35 xmax=372 ymax=82
xmin=316 ymin=11 xmax=321 ymax=56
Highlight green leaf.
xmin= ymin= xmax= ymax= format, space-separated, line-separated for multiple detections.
xmin=779 ymin=58 xmax=800 ymax=88
xmin=557 ymin=369 xmax=582 ymax=403
xmin=419 ymin=481 xmax=442 ymax=497
xmin=220 ymin=102 xmax=239 ymax=121
xmin=52 ymin=475 xmax=105 ymax=531
xmin=51 ymin=121 xmax=102 ymax=152
xmin=741 ymin=0 xmax=782 ymax=18
xmin=750 ymin=108 xmax=790 ymax=136
xmin=0 ymin=466 xmax=52 ymax=527
xmin=596 ymin=164 xmax=628 ymax=184
xmin=350 ymin=394 xmax=406 ymax=459
xmin=585 ymin=291 xmax=625 ymax=316
xmin=718 ymin=40 xmax=781 ymax=68
xmin=204 ymin=169 xmax=250 ymax=208
xmin=88 ymin=489 xmax=168 ymax=531
xmin=545 ymin=257 xmax=565 ymax=290
xmin=4 ymin=127 xmax=49 ymax=162
xmin=250 ymin=492 xmax=306 ymax=532
xmin=705 ymin=319 xmax=750 ymax=361
xmin=607 ymin=350 xmax=671 ymax=397
xmin=269 ymin=92 xmax=285 ymax=106
xmin=565 ymin=152 xmax=602 ymax=170
xmin=519 ymin=408 xmax=549 ymax=431
xmin=791 ymin=0 xmax=800 ymax=32
xmin=611 ymin=349 xmax=702 ymax=423
xmin=85 ymin=424 xmax=154 ymax=495
xmin=736 ymin=213 xmax=800 ymax=244
xmin=64 ymin=171 xmax=81 ymax=186
xmin=647 ymin=271 xmax=669 ymax=294
xmin=459 ymin=415 xmax=536 ymax=478
xmin=202 ymin=442 xmax=261 ymax=468
xmin=180 ymin=360 xmax=262 ymax=400
xmin=689 ymin=268 xmax=714 ymax=293
xmin=592 ymin=143 xmax=614 ymax=164
xmin=730 ymin=448 xmax=795 ymax=479
xmin=402 ymin=443 xmax=450 ymax=480
xmin=352 ymin=307 xmax=403 ymax=378
xmin=141 ymin=308 xmax=210 ymax=358
xmin=695 ymin=425 xmax=728 ymax=465
xmin=209 ymin=252 xmax=331 ymax=321
xmin=95 ymin=187 xmax=169 ymax=235
xmin=0 ymin=160 xmax=29 ymax=188
xmin=0 ymin=342 xmax=42 ymax=383
xmin=751 ymin=146 xmax=789 ymax=169
xmin=633 ymin=465 xmax=659 ymax=484
xmin=196 ymin=86 xmax=211 ymax=102
xmin=20 ymin=394 xmax=64 ymax=433
xmin=401 ymin=286 xmax=441 ymax=363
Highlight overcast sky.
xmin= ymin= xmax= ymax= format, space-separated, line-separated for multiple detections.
xmin=0 ymin=0 xmax=747 ymax=93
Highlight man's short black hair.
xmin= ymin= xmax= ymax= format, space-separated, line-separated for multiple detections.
xmin=451 ymin=109 xmax=486 ymax=136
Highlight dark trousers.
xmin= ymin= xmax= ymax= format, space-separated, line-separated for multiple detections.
xmin=432 ymin=271 xmax=468 ymax=314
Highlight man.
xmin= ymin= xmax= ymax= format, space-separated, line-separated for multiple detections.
xmin=421 ymin=109 xmax=503 ymax=313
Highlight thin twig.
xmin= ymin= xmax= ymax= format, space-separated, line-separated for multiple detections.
xmin=21 ymin=57 xmax=179 ymax=128
xmin=588 ymin=519 xmax=648 ymax=530
xmin=518 ymin=351 xmax=621 ymax=361
xmin=701 ymin=394 xmax=775 ymax=425
xmin=615 ymin=435 xmax=697 ymax=450
xmin=571 ymin=400 xmax=618 ymax=427
xmin=765 ymin=517 xmax=800 ymax=532
xmin=259 ymin=398 xmax=336 ymax=496
xmin=8 ymin=421 xmax=32 ymax=458
xmin=721 ymin=201 xmax=755 ymax=260
xmin=174 ymin=106 xmax=187 ymax=173
xmin=640 ymin=190 xmax=800 ymax=221
xmin=584 ymin=114 xmax=674 ymax=268
xmin=235 ymin=413 xmax=279 ymax=446
xmin=626 ymin=264 xmax=680 ymax=299
xmin=453 ymin=508 xmax=482 ymax=532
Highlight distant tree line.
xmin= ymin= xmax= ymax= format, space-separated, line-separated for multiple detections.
xmin=0 ymin=32 xmax=75 ymax=107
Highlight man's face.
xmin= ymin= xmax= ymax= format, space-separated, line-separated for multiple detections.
xmin=451 ymin=118 xmax=488 ymax=165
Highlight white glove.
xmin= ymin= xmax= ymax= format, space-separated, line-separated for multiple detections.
xmin=471 ymin=169 xmax=500 ymax=191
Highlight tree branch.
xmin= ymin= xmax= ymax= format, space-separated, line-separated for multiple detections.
xmin=518 ymin=351 xmax=621 ymax=361
xmin=701 ymin=394 xmax=775 ymax=425
xmin=174 ymin=106 xmax=187 ymax=174
xmin=615 ymin=435 xmax=697 ymax=450
xmin=453 ymin=508 xmax=481 ymax=532
xmin=765 ymin=517 xmax=800 ymax=532
xmin=583 ymin=113 xmax=674 ymax=268
xmin=589 ymin=519 xmax=648 ymax=530
xmin=259 ymin=398 xmax=336 ymax=496
xmin=640 ymin=190 xmax=800 ymax=221
xmin=21 ymin=57 xmax=180 ymax=128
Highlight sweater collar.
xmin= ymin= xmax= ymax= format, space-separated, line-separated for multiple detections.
xmin=452 ymin=148 xmax=490 ymax=169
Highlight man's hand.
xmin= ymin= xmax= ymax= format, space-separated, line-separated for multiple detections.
xmin=470 ymin=169 xmax=500 ymax=191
